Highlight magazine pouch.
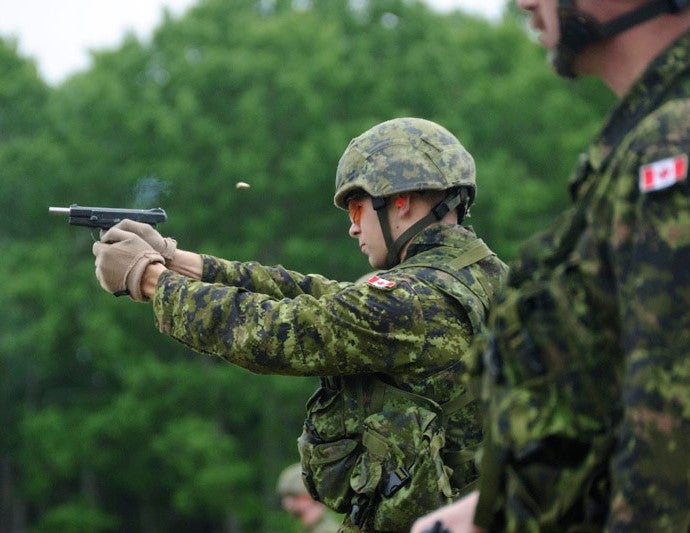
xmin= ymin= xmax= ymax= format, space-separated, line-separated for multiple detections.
xmin=349 ymin=379 xmax=457 ymax=531
xmin=298 ymin=376 xmax=361 ymax=513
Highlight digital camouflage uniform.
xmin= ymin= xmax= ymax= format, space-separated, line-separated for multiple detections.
xmin=153 ymin=224 xmax=507 ymax=532
xmin=475 ymin=31 xmax=690 ymax=532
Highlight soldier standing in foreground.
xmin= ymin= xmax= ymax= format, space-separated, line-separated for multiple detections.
xmin=91 ymin=117 xmax=508 ymax=532
xmin=412 ymin=1 xmax=690 ymax=532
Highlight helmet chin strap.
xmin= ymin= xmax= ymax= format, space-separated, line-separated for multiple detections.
xmin=555 ymin=0 xmax=690 ymax=78
xmin=374 ymin=189 xmax=469 ymax=268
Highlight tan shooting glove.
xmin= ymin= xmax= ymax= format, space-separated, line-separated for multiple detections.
xmin=93 ymin=227 xmax=165 ymax=302
xmin=103 ymin=219 xmax=177 ymax=265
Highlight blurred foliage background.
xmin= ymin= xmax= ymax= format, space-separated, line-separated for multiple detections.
xmin=0 ymin=0 xmax=614 ymax=530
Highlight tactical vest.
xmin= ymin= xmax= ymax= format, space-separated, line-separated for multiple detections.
xmin=475 ymin=157 xmax=619 ymax=531
xmin=298 ymin=239 xmax=501 ymax=532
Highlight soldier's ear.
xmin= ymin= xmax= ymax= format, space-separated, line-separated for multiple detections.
xmin=394 ymin=194 xmax=413 ymax=211
xmin=390 ymin=194 xmax=412 ymax=222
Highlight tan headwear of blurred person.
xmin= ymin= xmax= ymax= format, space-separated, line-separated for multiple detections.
xmin=276 ymin=463 xmax=339 ymax=533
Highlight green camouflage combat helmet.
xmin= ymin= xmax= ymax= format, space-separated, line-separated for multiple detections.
xmin=334 ymin=117 xmax=476 ymax=267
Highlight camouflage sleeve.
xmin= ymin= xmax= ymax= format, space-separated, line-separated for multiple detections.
xmin=199 ymin=254 xmax=348 ymax=299
xmin=151 ymin=267 xmax=429 ymax=377
xmin=608 ymin=102 xmax=690 ymax=530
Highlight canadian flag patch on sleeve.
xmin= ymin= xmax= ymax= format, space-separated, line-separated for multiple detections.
xmin=639 ymin=154 xmax=688 ymax=193
xmin=367 ymin=275 xmax=396 ymax=289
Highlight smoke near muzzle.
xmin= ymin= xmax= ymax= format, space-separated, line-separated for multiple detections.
xmin=132 ymin=176 xmax=170 ymax=208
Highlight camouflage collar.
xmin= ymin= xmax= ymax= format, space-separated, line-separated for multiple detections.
xmin=403 ymin=224 xmax=477 ymax=260
xmin=609 ymin=29 xmax=690 ymax=140
xmin=571 ymin=30 xmax=690 ymax=197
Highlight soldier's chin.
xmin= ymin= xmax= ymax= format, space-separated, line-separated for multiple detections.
xmin=368 ymin=257 xmax=385 ymax=270
xmin=549 ymin=47 xmax=578 ymax=79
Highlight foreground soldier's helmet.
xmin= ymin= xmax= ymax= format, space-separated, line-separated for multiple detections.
xmin=334 ymin=117 xmax=476 ymax=210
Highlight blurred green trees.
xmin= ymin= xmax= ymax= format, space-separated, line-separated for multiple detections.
xmin=0 ymin=0 xmax=614 ymax=530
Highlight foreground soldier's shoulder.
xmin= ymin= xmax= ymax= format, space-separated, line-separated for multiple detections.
xmin=626 ymin=100 xmax=690 ymax=194
xmin=633 ymin=99 xmax=690 ymax=153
